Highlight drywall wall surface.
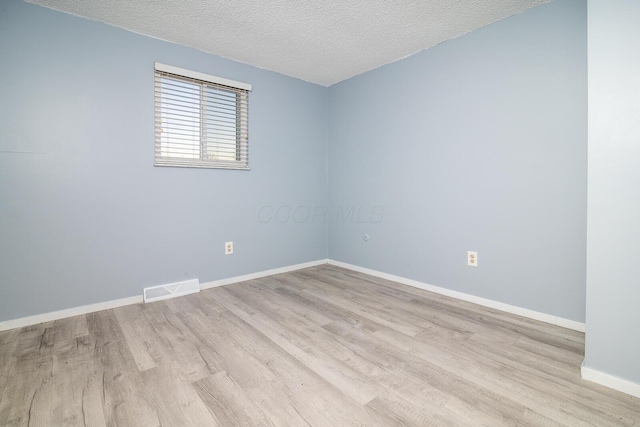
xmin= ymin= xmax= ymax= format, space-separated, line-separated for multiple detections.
xmin=0 ymin=0 xmax=328 ymax=321
xmin=584 ymin=0 xmax=640 ymax=384
xmin=328 ymin=0 xmax=587 ymax=322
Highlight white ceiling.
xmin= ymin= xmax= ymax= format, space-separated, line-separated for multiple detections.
xmin=26 ymin=0 xmax=549 ymax=86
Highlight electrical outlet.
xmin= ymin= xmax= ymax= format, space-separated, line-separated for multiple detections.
xmin=467 ymin=251 xmax=478 ymax=267
xmin=225 ymin=241 xmax=233 ymax=255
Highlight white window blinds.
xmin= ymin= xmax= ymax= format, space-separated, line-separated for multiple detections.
xmin=154 ymin=63 xmax=251 ymax=170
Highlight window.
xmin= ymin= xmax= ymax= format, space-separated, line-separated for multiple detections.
xmin=154 ymin=62 xmax=251 ymax=169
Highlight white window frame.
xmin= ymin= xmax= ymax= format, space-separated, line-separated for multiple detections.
xmin=154 ymin=62 xmax=252 ymax=170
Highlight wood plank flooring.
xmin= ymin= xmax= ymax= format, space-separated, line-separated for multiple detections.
xmin=1 ymin=265 xmax=639 ymax=426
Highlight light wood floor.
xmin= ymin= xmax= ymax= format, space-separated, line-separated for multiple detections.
xmin=1 ymin=265 xmax=639 ymax=426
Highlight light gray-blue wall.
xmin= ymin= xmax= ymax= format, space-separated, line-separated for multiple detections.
xmin=328 ymin=0 xmax=587 ymax=322
xmin=1 ymin=0 xmax=590 ymax=327
xmin=0 ymin=0 xmax=328 ymax=321
xmin=585 ymin=0 xmax=640 ymax=384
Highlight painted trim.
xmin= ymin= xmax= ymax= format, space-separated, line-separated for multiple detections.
xmin=1 ymin=258 xmax=583 ymax=334
xmin=582 ymin=364 xmax=640 ymax=399
xmin=328 ymin=259 xmax=586 ymax=333
xmin=0 ymin=259 xmax=329 ymax=332
xmin=0 ymin=295 xmax=143 ymax=332
xmin=201 ymin=259 xmax=328 ymax=289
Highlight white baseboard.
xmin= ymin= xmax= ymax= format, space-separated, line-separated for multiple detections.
xmin=0 ymin=295 xmax=143 ymax=332
xmin=0 ymin=259 xmax=329 ymax=332
xmin=201 ymin=259 xmax=328 ymax=289
xmin=1 ymin=258 xmax=583 ymax=335
xmin=582 ymin=364 xmax=640 ymax=398
xmin=328 ymin=259 xmax=586 ymax=333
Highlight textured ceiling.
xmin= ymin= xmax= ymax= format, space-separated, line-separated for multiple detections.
xmin=25 ymin=0 xmax=549 ymax=86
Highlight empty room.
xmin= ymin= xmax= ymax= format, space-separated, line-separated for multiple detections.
xmin=1 ymin=0 xmax=639 ymax=425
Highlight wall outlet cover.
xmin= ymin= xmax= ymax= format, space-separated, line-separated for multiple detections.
xmin=468 ymin=251 xmax=478 ymax=267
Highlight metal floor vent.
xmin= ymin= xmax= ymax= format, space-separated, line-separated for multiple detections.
xmin=144 ymin=279 xmax=200 ymax=303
